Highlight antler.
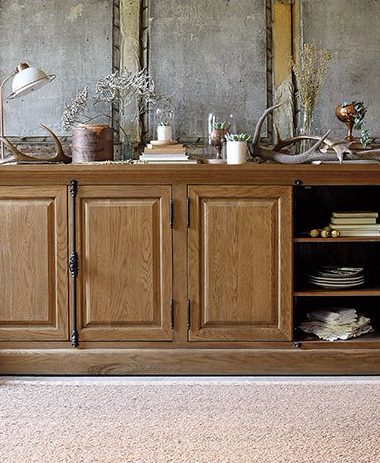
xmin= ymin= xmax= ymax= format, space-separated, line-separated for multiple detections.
xmin=252 ymin=103 xmax=282 ymax=155
xmin=0 ymin=125 xmax=71 ymax=164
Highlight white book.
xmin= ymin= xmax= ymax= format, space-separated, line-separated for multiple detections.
xmin=330 ymin=217 xmax=378 ymax=225
xmin=140 ymin=155 xmax=190 ymax=161
xmin=332 ymin=211 xmax=379 ymax=218
xmin=329 ymin=223 xmax=380 ymax=230
xmin=142 ymin=160 xmax=199 ymax=164
xmin=337 ymin=230 xmax=380 ymax=237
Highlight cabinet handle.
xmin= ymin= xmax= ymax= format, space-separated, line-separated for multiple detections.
xmin=294 ymin=342 xmax=302 ymax=349
xmin=294 ymin=179 xmax=303 ymax=186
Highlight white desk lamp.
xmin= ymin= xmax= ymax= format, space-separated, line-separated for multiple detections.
xmin=0 ymin=63 xmax=55 ymax=158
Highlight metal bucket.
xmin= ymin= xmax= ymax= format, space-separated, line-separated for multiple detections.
xmin=72 ymin=124 xmax=113 ymax=163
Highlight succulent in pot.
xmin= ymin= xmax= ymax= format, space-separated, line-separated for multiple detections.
xmin=157 ymin=121 xmax=172 ymax=142
xmin=156 ymin=108 xmax=174 ymax=142
xmin=225 ymin=133 xmax=252 ymax=164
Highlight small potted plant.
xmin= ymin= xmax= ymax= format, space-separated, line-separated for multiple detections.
xmin=225 ymin=133 xmax=252 ymax=164
xmin=336 ymin=101 xmax=371 ymax=147
xmin=156 ymin=108 xmax=174 ymax=142
xmin=209 ymin=121 xmax=229 ymax=159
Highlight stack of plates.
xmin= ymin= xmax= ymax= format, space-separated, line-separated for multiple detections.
xmin=307 ymin=267 xmax=365 ymax=289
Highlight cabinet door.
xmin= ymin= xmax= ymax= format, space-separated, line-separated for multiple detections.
xmin=77 ymin=186 xmax=172 ymax=341
xmin=0 ymin=186 xmax=68 ymax=341
xmin=188 ymin=185 xmax=292 ymax=341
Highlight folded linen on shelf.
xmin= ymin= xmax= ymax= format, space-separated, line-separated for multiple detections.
xmin=300 ymin=308 xmax=373 ymax=341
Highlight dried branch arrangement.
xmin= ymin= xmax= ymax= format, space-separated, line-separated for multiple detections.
xmin=61 ymin=68 xmax=172 ymax=133
xmin=291 ymin=43 xmax=332 ymax=134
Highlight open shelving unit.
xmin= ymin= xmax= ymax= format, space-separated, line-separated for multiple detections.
xmin=293 ymin=185 xmax=380 ymax=344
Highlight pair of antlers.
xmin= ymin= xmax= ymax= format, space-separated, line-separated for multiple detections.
xmin=252 ymin=104 xmax=380 ymax=163
xmin=0 ymin=124 xmax=71 ymax=164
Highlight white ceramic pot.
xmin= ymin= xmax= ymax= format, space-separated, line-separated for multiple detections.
xmin=157 ymin=125 xmax=172 ymax=141
xmin=226 ymin=141 xmax=248 ymax=164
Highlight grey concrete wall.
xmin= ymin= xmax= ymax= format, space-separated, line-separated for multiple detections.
xmin=301 ymin=0 xmax=380 ymax=138
xmin=147 ymin=0 xmax=268 ymax=142
xmin=0 ymin=0 xmax=113 ymax=137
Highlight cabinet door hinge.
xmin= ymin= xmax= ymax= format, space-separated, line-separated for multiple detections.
xmin=169 ymin=198 xmax=174 ymax=228
xmin=69 ymin=251 xmax=79 ymax=278
xmin=70 ymin=179 xmax=78 ymax=198
xmin=186 ymin=197 xmax=190 ymax=228
xmin=70 ymin=179 xmax=79 ymax=347
xmin=170 ymin=300 xmax=174 ymax=330
xmin=186 ymin=299 xmax=191 ymax=330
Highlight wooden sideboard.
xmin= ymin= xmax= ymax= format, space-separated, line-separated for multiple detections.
xmin=1 ymin=163 xmax=380 ymax=375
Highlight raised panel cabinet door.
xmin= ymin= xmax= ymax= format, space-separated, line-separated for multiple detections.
xmin=0 ymin=186 xmax=68 ymax=341
xmin=77 ymin=186 xmax=172 ymax=341
xmin=188 ymin=185 xmax=292 ymax=341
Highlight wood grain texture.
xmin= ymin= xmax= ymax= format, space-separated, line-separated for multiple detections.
xmin=76 ymin=185 xmax=172 ymax=341
xmin=1 ymin=348 xmax=380 ymax=375
xmin=0 ymin=187 xmax=68 ymax=341
xmin=0 ymin=164 xmax=380 ymax=187
xmin=188 ymin=185 xmax=292 ymax=341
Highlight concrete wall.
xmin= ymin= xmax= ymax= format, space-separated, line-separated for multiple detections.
xmin=0 ymin=0 xmax=112 ymax=137
xmin=2 ymin=0 xmax=380 ymax=142
xmin=301 ymin=0 xmax=380 ymax=138
xmin=148 ymin=0 xmax=269 ymax=142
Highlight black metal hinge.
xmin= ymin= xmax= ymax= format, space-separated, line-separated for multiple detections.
xmin=186 ymin=197 xmax=190 ymax=228
xmin=70 ymin=179 xmax=78 ymax=198
xmin=186 ymin=299 xmax=191 ymax=330
xmin=170 ymin=300 xmax=174 ymax=330
xmin=71 ymin=330 xmax=79 ymax=348
xmin=170 ymin=198 xmax=174 ymax=229
xmin=70 ymin=179 xmax=79 ymax=347
xmin=69 ymin=251 xmax=79 ymax=278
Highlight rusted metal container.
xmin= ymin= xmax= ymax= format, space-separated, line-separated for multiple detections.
xmin=72 ymin=124 xmax=113 ymax=163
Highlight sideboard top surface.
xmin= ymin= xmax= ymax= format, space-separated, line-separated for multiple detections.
xmin=0 ymin=163 xmax=379 ymax=185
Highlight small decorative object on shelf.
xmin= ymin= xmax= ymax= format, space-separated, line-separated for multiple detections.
xmin=71 ymin=124 xmax=113 ymax=163
xmin=309 ymin=227 xmax=340 ymax=238
xmin=204 ymin=112 xmax=236 ymax=164
xmin=225 ymin=133 xmax=252 ymax=164
xmin=336 ymin=101 xmax=371 ymax=147
xmin=290 ymin=43 xmax=332 ymax=144
xmin=155 ymin=108 xmax=174 ymax=142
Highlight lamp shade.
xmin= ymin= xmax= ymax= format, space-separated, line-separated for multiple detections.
xmin=8 ymin=64 xmax=55 ymax=99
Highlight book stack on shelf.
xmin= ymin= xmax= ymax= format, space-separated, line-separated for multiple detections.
xmin=329 ymin=211 xmax=380 ymax=237
xmin=139 ymin=141 xmax=198 ymax=164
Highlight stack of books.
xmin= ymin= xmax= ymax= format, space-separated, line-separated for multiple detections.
xmin=329 ymin=211 xmax=380 ymax=236
xmin=139 ymin=141 xmax=197 ymax=164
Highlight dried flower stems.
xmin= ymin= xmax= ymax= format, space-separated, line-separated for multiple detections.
xmin=61 ymin=67 xmax=172 ymax=136
xmin=291 ymin=43 xmax=332 ymax=136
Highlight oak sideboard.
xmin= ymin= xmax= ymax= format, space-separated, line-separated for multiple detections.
xmin=1 ymin=163 xmax=380 ymax=375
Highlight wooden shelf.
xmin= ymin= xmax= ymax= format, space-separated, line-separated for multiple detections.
xmin=294 ymin=237 xmax=380 ymax=243
xmin=294 ymin=331 xmax=380 ymax=346
xmin=294 ymin=287 xmax=380 ymax=297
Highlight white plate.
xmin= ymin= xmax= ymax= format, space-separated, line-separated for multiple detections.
xmin=308 ymin=276 xmax=365 ymax=283
xmin=308 ymin=281 xmax=365 ymax=289
xmin=313 ymin=267 xmax=364 ymax=278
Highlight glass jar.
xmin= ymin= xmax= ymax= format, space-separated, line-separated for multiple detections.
xmin=204 ymin=112 xmax=236 ymax=163
xmin=155 ymin=108 xmax=175 ymax=142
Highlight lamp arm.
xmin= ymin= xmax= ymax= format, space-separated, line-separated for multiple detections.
xmin=0 ymin=70 xmax=17 ymax=158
